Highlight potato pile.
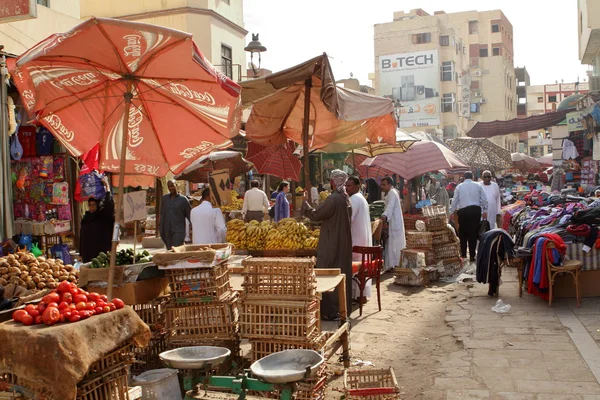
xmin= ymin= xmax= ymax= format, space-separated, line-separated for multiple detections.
xmin=0 ymin=253 xmax=78 ymax=291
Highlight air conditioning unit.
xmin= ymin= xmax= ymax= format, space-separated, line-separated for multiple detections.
xmin=474 ymin=91 xmax=483 ymax=97
xmin=474 ymin=70 xmax=483 ymax=77
xmin=590 ymin=76 xmax=600 ymax=91
xmin=480 ymin=98 xmax=487 ymax=104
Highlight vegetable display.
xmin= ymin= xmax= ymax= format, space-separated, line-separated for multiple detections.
xmin=89 ymin=250 xmax=152 ymax=268
xmin=0 ymin=253 xmax=78 ymax=290
xmin=12 ymin=281 xmax=125 ymax=326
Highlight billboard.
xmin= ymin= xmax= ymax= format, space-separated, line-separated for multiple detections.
xmin=379 ymin=50 xmax=440 ymax=128
xmin=0 ymin=0 xmax=37 ymax=24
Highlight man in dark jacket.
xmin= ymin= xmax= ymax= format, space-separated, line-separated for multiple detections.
xmin=160 ymin=180 xmax=191 ymax=250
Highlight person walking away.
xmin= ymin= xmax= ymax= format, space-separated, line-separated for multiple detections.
xmin=242 ymin=180 xmax=270 ymax=222
xmin=303 ymin=170 xmax=353 ymax=320
xmin=345 ymin=176 xmax=373 ymax=303
xmin=365 ymin=178 xmax=381 ymax=204
xmin=310 ymin=183 xmax=320 ymax=207
xmin=274 ymin=181 xmax=290 ymax=222
xmin=191 ymin=188 xmax=226 ymax=244
xmin=80 ymin=179 xmax=114 ymax=263
xmin=479 ymin=170 xmax=501 ymax=229
xmin=451 ymin=171 xmax=488 ymax=262
xmin=380 ymin=177 xmax=406 ymax=271
xmin=160 ymin=180 xmax=191 ymax=250
xmin=428 ymin=176 xmax=451 ymax=216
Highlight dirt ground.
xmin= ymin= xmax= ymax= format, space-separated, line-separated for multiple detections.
xmin=324 ymin=273 xmax=470 ymax=399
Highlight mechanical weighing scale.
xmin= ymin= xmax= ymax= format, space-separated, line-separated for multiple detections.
xmin=159 ymin=346 xmax=325 ymax=400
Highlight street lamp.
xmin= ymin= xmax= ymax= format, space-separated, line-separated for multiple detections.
xmin=244 ymin=33 xmax=267 ymax=78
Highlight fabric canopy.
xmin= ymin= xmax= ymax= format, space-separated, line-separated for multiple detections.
xmin=240 ymin=54 xmax=397 ymax=151
xmin=467 ymin=109 xmax=572 ymax=138
xmin=175 ymin=151 xmax=253 ymax=182
xmin=448 ymin=138 xmax=513 ymax=171
xmin=344 ymin=153 xmax=395 ymax=179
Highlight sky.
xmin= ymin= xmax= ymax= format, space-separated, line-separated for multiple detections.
xmin=243 ymin=0 xmax=590 ymax=87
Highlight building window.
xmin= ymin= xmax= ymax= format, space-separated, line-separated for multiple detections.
xmin=548 ymin=95 xmax=557 ymax=103
xmin=471 ymin=103 xmax=480 ymax=113
xmin=472 ymin=80 xmax=480 ymax=90
xmin=37 ymin=0 xmax=49 ymax=6
xmin=221 ymin=44 xmax=232 ymax=79
xmin=537 ymin=96 xmax=543 ymax=103
xmin=412 ymin=33 xmax=431 ymax=44
xmin=491 ymin=24 xmax=500 ymax=33
xmin=441 ymin=61 xmax=454 ymax=82
xmin=469 ymin=21 xmax=478 ymax=34
xmin=492 ymin=47 xmax=500 ymax=56
xmin=479 ymin=47 xmax=488 ymax=57
xmin=442 ymin=93 xmax=456 ymax=113
xmin=440 ymin=35 xmax=450 ymax=46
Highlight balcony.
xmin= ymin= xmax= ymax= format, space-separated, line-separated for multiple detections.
xmin=517 ymin=103 xmax=527 ymax=116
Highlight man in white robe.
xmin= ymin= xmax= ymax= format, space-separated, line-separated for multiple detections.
xmin=191 ymin=188 xmax=226 ymax=244
xmin=345 ymin=177 xmax=373 ymax=300
xmin=380 ymin=177 xmax=406 ymax=271
xmin=479 ymin=170 xmax=501 ymax=229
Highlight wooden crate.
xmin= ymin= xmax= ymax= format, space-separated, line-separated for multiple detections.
xmin=400 ymin=249 xmax=435 ymax=269
xmin=165 ymin=294 xmax=239 ymax=341
xmin=132 ymin=296 xmax=168 ymax=333
xmin=421 ymin=205 xmax=446 ymax=217
xmin=438 ymin=261 xmax=463 ymax=278
xmin=249 ymin=332 xmax=328 ymax=362
xmin=239 ymin=297 xmax=320 ymax=340
xmin=405 ymin=231 xmax=433 ymax=249
xmin=131 ymin=333 xmax=167 ymax=376
xmin=424 ymin=215 xmax=448 ymax=232
xmin=393 ymin=267 xmax=439 ymax=287
xmin=403 ymin=214 xmax=426 ymax=231
xmin=241 ymin=257 xmax=317 ymax=300
xmin=431 ymin=229 xmax=452 ymax=245
xmin=344 ymin=367 xmax=400 ymax=399
xmin=77 ymin=364 xmax=130 ymax=400
xmin=434 ymin=243 xmax=461 ymax=264
xmin=165 ymin=263 xmax=232 ymax=302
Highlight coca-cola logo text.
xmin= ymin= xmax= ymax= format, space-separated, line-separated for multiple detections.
xmin=180 ymin=142 xmax=215 ymax=159
xmin=128 ymin=105 xmax=144 ymax=148
xmin=44 ymin=114 xmax=74 ymax=142
xmin=22 ymin=90 xmax=35 ymax=110
xmin=51 ymin=72 xmax=99 ymax=89
xmin=169 ymin=83 xmax=215 ymax=105
xmin=123 ymin=34 xmax=142 ymax=57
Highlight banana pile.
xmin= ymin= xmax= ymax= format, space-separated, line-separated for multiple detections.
xmin=226 ymin=219 xmax=246 ymax=249
xmin=319 ymin=191 xmax=330 ymax=201
xmin=221 ymin=190 xmax=244 ymax=212
xmin=245 ymin=220 xmax=273 ymax=250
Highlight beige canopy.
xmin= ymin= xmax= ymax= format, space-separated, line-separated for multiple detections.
xmin=240 ymin=53 xmax=397 ymax=152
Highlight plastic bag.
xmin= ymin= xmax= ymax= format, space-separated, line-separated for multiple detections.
xmin=491 ymin=299 xmax=511 ymax=313
xmin=79 ymin=171 xmax=106 ymax=201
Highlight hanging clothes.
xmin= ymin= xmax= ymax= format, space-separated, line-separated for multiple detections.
xmin=562 ymin=139 xmax=579 ymax=160
xmin=526 ymin=234 xmax=566 ymax=301
xmin=476 ymin=229 xmax=515 ymax=296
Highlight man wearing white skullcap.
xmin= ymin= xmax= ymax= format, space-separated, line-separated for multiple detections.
xmin=303 ymin=169 xmax=353 ymax=320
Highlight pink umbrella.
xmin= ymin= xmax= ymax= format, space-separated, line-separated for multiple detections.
xmin=246 ymin=141 xmax=303 ymax=181
xmin=362 ymin=140 xmax=468 ymax=180
xmin=344 ymin=153 xmax=394 ymax=178
xmin=536 ymin=154 xmax=553 ymax=167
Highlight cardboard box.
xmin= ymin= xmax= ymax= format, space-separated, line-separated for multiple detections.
xmin=79 ymin=266 xmax=125 ymax=287
xmin=44 ymin=220 xmax=71 ymax=235
xmin=90 ymin=277 xmax=169 ymax=305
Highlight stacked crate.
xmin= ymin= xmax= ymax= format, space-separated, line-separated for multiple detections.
xmin=163 ymin=260 xmax=240 ymax=357
xmin=422 ymin=206 xmax=461 ymax=276
xmin=132 ymin=296 xmax=169 ymax=374
xmin=239 ymin=257 xmax=327 ymax=399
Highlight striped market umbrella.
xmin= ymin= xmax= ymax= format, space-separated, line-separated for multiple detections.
xmin=246 ymin=141 xmax=303 ymax=181
xmin=344 ymin=153 xmax=394 ymax=179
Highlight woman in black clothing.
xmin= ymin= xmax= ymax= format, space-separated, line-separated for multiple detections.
xmin=79 ymin=182 xmax=115 ymax=262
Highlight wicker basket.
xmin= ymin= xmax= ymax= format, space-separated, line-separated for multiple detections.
xmin=425 ymin=215 xmax=448 ymax=232
xmin=403 ymin=214 xmax=426 ymax=231
xmin=400 ymin=249 xmax=434 ymax=269
xmin=394 ymin=267 xmax=439 ymax=287
xmin=421 ymin=205 xmax=446 ymax=217
xmin=405 ymin=231 xmax=433 ymax=249
xmin=249 ymin=332 xmax=328 ymax=362
xmin=132 ymin=296 xmax=168 ymax=333
xmin=241 ymin=257 xmax=317 ymax=300
xmin=434 ymin=243 xmax=461 ymax=264
xmin=431 ymin=230 xmax=452 ymax=245
xmin=165 ymin=262 xmax=232 ymax=303
xmin=166 ymin=294 xmax=239 ymax=341
xmin=344 ymin=367 xmax=400 ymax=399
xmin=239 ymin=297 xmax=320 ymax=340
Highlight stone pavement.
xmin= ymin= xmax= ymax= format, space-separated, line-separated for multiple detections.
xmin=437 ymin=264 xmax=600 ymax=400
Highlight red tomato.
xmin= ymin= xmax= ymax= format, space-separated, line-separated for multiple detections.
xmin=95 ymin=307 xmax=103 ymax=314
xmin=61 ymin=292 xmax=73 ymax=304
xmin=96 ymin=301 xmax=107 ymax=308
xmin=74 ymin=294 xmax=88 ymax=304
xmin=37 ymin=301 xmax=46 ymax=311
xmin=86 ymin=302 xmax=96 ymax=311
xmin=21 ymin=314 xmax=34 ymax=326
xmin=102 ymin=306 xmax=111 ymax=314
xmin=69 ymin=304 xmax=76 ymax=310
xmin=58 ymin=302 xmax=69 ymax=310
xmin=24 ymin=304 xmax=36 ymax=314
xmin=79 ymin=311 xmax=91 ymax=320
xmin=12 ymin=309 xmax=27 ymax=322
xmin=70 ymin=288 xmax=79 ymax=298
xmin=68 ymin=314 xmax=81 ymax=323
xmin=42 ymin=307 xmax=60 ymax=326
xmin=87 ymin=292 xmax=100 ymax=302
xmin=47 ymin=302 xmax=59 ymax=308
xmin=42 ymin=292 xmax=60 ymax=305
xmin=28 ymin=309 xmax=40 ymax=318
xmin=113 ymin=298 xmax=125 ymax=309
xmin=57 ymin=281 xmax=71 ymax=294
xmin=70 ymin=310 xmax=79 ymax=317
xmin=107 ymin=302 xmax=116 ymax=311
xmin=34 ymin=315 xmax=43 ymax=325
xmin=99 ymin=295 xmax=108 ymax=302
xmin=58 ymin=314 xmax=65 ymax=323
xmin=79 ymin=289 xmax=88 ymax=295
xmin=75 ymin=302 xmax=87 ymax=311
xmin=61 ymin=309 xmax=72 ymax=317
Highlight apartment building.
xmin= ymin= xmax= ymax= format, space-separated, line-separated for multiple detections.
xmin=374 ymin=8 xmax=518 ymax=151
xmin=578 ymin=0 xmax=600 ymax=89
xmin=0 ymin=0 xmax=247 ymax=81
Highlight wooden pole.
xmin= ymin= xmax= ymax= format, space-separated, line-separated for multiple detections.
xmin=303 ymin=78 xmax=312 ymax=203
xmin=132 ymin=221 xmax=137 ymax=265
xmin=107 ymin=80 xmax=133 ymax=300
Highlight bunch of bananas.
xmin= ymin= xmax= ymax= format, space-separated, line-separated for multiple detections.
xmin=226 ymin=219 xmax=246 ymax=249
xmin=220 ymin=190 xmax=244 ymax=212
xmin=311 ymin=228 xmax=320 ymax=238
xmin=295 ymin=186 xmax=304 ymax=194
xmin=245 ymin=220 xmax=272 ymax=250
xmin=303 ymin=236 xmax=319 ymax=249
xmin=319 ymin=191 xmax=330 ymax=201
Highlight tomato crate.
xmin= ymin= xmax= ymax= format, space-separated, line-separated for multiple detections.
xmin=131 ymin=333 xmax=167 ymax=376
xmin=344 ymin=367 xmax=400 ymax=399
xmin=132 ymin=296 xmax=168 ymax=333
xmin=164 ymin=262 xmax=232 ymax=302
xmin=241 ymin=257 xmax=317 ymax=300
xmin=405 ymin=231 xmax=433 ymax=249
xmin=165 ymin=294 xmax=239 ymax=341
xmin=249 ymin=331 xmax=328 ymax=362
xmin=239 ymin=297 xmax=320 ymax=340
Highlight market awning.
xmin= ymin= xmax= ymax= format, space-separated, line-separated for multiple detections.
xmin=466 ymin=109 xmax=572 ymax=138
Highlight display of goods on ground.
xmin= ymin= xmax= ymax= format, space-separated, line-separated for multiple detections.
xmin=241 ymin=257 xmax=317 ymax=300
xmin=394 ymin=266 xmax=439 ymax=287
xmin=89 ymin=249 xmax=152 ymax=268
xmin=344 ymin=367 xmax=401 ymax=399
xmin=11 ymin=281 xmax=125 ymax=326
xmin=0 ymin=252 xmax=78 ymax=290
xmin=226 ymin=218 xmax=320 ymax=251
